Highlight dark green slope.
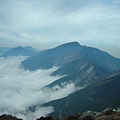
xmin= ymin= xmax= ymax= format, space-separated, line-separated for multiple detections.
xmin=44 ymin=72 xmax=120 ymax=118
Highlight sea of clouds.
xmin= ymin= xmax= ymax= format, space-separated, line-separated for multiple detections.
xmin=0 ymin=56 xmax=76 ymax=120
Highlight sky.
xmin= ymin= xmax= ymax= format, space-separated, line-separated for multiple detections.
xmin=0 ymin=56 xmax=77 ymax=120
xmin=0 ymin=0 xmax=120 ymax=58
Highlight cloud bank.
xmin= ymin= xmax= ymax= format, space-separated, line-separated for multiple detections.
xmin=0 ymin=56 xmax=76 ymax=120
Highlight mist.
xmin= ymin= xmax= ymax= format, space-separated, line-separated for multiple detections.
xmin=0 ymin=56 xmax=77 ymax=120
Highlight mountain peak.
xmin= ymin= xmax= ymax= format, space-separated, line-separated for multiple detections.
xmin=59 ymin=41 xmax=80 ymax=47
xmin=53 ymin=41 xmax=81 ymax=51
xmin=25 ymin=46 xmax=33 ymax=49
xmin=25 ymin=46 xmax=38 ymax=52
xmin=15 ymin=46 xmax=23 ymax=49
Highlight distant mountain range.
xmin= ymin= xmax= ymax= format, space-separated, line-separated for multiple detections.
xmin=0 ymin=46 xmax=11 ymax=55
xmin=0 ymin=46 xmax=38 ymax=57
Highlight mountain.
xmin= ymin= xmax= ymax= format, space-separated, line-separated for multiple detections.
xmin=22 ymin=42 xmax=84 ymax=70
xmin=1 ymin=46 xmax=38 ymax=57
xmin=21 ymin=42 xmax=120 ymax=119
xmin=0 ymin=46 xmax=11 ymax=55
xmin=22 ymin=42 xmax=120 ymax=72
xmin=44 ymin=70 xmax=120 ymax=118
xmin=22 ymin=42 xmax=120 ymax=88
xmin=1 ymin=42 xmax=120 ymax=120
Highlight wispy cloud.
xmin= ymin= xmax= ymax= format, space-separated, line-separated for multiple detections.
xmin=0 ymin=56 xmax=76 ymax=120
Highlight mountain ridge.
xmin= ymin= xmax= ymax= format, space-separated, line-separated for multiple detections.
xmin=44 ymin=70 xmax=120 ymax=118
xmin=22 ymin=42 xmax=120 ymax=72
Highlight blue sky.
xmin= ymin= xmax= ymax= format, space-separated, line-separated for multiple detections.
xmin=0 ymin=0 xmax=120 ymax=58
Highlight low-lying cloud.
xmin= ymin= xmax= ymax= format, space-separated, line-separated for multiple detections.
xmin=0 ymin=56 xmax=76 ymax=120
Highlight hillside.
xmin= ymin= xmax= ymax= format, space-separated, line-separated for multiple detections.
xmin=44 ymin=71 xmax=120 ymax=118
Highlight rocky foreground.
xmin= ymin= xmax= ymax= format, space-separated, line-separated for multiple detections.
xmin=0 ymin=108 xmax=120 ymax=120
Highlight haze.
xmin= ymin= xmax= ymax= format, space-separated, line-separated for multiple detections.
xmin=0 ymin=0 xmax=120 ymax=58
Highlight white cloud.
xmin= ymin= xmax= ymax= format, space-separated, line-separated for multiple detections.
xmin=0 ymin=56 xmax=77 ymax=120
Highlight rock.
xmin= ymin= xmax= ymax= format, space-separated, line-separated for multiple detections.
xmin=79 ymin=115 xmax=94 ymax=120
xmin=79 ymin=111 xmax=95 ymax=120
xmin=1 ymin=108 xmax=120 ymax=120
xmin=102 ymin=108 xmax=113 ymax=115
xmin=37 ymin=116 xmax=56 ymax=120
xmin=0 ymin=114 xmax=22 ymax=120
xmin=117 ymin=108 xmax=120 ymax=113
xmin=65 ymin=115 xmax=76 ymax=120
